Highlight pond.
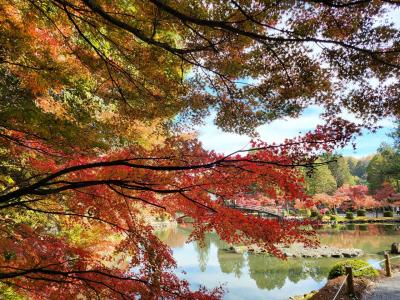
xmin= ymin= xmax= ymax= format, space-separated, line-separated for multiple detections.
xmin=156 ymin=224 xmax=400 ymax=300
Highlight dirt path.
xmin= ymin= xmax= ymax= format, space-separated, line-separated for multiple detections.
xmin=365 ymin=273 xmax=400 ymax=300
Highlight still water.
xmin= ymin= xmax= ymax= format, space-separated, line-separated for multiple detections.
xmin=156 ymin=224 xmax=400 ymax=300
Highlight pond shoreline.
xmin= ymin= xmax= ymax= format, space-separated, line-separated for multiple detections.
xmin=291 ymin=262 xmax=400 ymax=300
xmin=322 ymin=218 xmax=400 ymax=224
xmin=156 ymin=223 xmax=400 ymax=300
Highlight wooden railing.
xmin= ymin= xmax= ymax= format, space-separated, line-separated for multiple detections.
xmin=332 ymin=253 xmax=400 ymax=300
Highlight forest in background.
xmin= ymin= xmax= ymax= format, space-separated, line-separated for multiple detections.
xmin=234 ymin=124 xmax=400 ymax=213
xmin=305 ymin=121 xmax=400 ymax=196
xmin=295 ymin=122 xmax=400 ymax=214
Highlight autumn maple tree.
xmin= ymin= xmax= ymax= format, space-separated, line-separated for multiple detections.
xmin=0 ymin=0 xmax=399 ymax=299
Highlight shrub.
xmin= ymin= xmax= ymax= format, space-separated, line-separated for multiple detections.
xmin=384 ymin=211 xmax=394 ymax=217
xmin=310 ymin=211 xmax=319 ymax=218
xmin=328 ymin=260 xmax=378 ymax=279
xmin=299 ymin=209 xmax=311 ymax=217
xmin=357 ymin=210 xmax=366 ymax=217
xmin=346 ymin=212 xmax=354 ymax=219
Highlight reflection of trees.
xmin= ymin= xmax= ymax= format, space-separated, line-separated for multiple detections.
xmin=154 ymin=224 xmax=400 ymax=294
xmin=319 ymin=224 xmax=400 ymax=254
xmin=247 ymin=255 xmax=331 ymax=290
xmin=287 ymin=263 xmax=308 ymax=284
xmin=154 ymin=227 xmax=188 ymax=248
xmin=217 ymin=250 xmax=244 ymax=277
xmin=157 ymin=225 xmax=400 ymax=290
xmin=162 ymin=227 xmax=342 ymax=290
xmin=247 ymin=255 xmax=287 ymax=290
xmin=383 ymin=224 xmax=396 ymax=233
xmin=346 ymin=224 xmax=356 ymax=230
xmin=194 ymin=234 xmax=211 ymax=272
xmin=303 ymin=259 xmax=334 ymax=282
xmin=210 ymin=234 xmax=229 ymax=249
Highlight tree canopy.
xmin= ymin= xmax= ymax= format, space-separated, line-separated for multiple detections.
xmin=367 ymin=143 xmax=400 ymax=193
xmin=305 ymin=159 xmax=338 ymax=195
xmin=1 ymin=0 xmax=399 ymax=134
xmin=0 ymin=0 xmax=399 ymax=299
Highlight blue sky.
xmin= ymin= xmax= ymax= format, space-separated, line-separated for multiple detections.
xmin=196 ymin=106 xmax=395 ymax=158
xmin=195 ymin=7 xmax=399 ymax=158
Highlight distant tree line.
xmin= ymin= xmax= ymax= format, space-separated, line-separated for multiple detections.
xmin=305 ymin=123 xmax=400 ymax=195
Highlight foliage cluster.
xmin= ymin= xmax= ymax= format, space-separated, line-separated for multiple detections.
xmin=384 ymin=211 xmax=394 ymax=217
xmin=328 ymin=260 xmax=378 ymax=280
xmin=357 ymin=210 xmax=366 ymax=217
xmin=346 ymin=212 xmax=354 ymax=220
xmin=0 ymin=0 xmax=399 ymax=298
xmin=367 ymin=144 xmax=400 ymax=193
xmin=305 ymin=139 xmax=400 ymax=200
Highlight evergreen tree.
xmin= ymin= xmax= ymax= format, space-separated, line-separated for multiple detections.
xmin=329 ymin=157 xmax=355 ymax=188
xmin=380 ymin=144 xmax=400 ymax=192
xmin=354 ymin=158 xmax=371 ymax=182
xmin=346 ymin=157 xmax=358 ymax=175
xmin=389 ymin=120 xmax=400 ymax=149
xmin=305 ymin=161 xmax=337 ymax=195
xmin=367 ymin=144 xmax=400 ymax=193
xmin=367 ymin=153 xmax=387 ymax=193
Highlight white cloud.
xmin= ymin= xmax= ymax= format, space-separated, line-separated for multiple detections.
xmin=196 ymin=106 xmax=395 ymax=156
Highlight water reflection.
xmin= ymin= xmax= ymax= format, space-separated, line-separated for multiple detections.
xmin=217 ymin=250 xmax=244 ymax=277
xmin=155 ymin=224 xmax=400 ymax=300
xmin=319 ymin=223 xmax=400 ymax=254
xmin=194 ymin=235 xmax=211 ymax=272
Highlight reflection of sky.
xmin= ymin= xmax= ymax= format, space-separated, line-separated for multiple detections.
xmin=171 ymin=243 xmax=327 ymax=300
xmin=196 ymin=106 xmax=395 ymax=158
xmin=162 ymin=225 xmax=400 ymax=300
xmin=368 ymin=258 xmax=383 ymax=270
xmin=195 ymin=8 xmax=400 ymax=158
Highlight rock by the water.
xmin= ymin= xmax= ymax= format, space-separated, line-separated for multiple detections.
xmin=223 ymin=243 xmax=364 ymax=258
xmin=391 ymin=242 xmax=400 ymax=254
